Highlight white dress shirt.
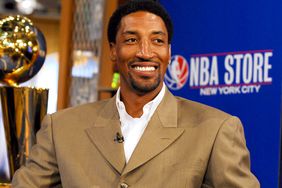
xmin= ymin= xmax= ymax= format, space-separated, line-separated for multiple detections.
xmin=116 ymin=84 xmax=166 ymax=163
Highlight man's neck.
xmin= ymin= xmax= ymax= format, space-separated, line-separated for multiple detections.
xmin=120 ymin=85 xmax=163 ymax=118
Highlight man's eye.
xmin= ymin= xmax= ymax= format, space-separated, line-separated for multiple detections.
xmin=153 ymin=38 xmax=164 ymax=44
xmin=125 ymin=38 xmax=137 ymax=43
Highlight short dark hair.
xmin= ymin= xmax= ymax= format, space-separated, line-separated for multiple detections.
xmin=107 ymin=0 xmax=173 ymax=44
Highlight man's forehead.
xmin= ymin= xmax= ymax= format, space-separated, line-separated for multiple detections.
xmin=118 ymin=11 xmax=167 ymax=33
xmin=123 ymin=11 xmax=160 ymax=19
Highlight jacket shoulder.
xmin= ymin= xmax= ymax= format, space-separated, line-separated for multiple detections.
xmin=50 ymin=99 xmax=112 ymax=128
xmin=176 ymin=96 xmax=231 ymax=116
xmin=175 ymin=96 xmax=233 ymax=128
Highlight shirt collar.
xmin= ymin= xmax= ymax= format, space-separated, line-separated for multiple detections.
xmin=116 ymin=83 xmax=166 ymax=119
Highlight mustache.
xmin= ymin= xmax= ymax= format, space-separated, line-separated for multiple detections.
xmin=129 ymin=57 xmax=159 ymax=64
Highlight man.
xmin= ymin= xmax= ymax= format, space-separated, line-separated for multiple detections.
xmin=12 ymin=0 xmax=260 ymax=187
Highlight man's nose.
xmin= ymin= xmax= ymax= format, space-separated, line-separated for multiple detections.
xmin=136 ymin=39 xmax=154 ymax=59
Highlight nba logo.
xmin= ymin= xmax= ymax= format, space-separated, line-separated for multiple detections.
xmin=165 ymin=55 xmax=189 ymax=90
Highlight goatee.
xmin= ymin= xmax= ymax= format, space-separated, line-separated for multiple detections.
xmin=129 ymin=73 xmax=161 ymax=94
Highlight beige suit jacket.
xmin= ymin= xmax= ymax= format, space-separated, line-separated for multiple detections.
xmin=12 ymin=89 xmax=260 ymax=188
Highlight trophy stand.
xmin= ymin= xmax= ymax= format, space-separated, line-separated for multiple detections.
xmin=0 ymin=87 xmax=48 ymax=185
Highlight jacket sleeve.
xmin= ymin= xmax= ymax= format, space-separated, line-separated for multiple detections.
xmin=202 ymin=116 xmax=260 ymax=188
xmin=12 ymin=114 xmax=61 ymax=188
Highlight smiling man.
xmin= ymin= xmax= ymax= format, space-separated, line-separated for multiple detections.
xmin=12 ymin=0 xmax=260 ymax=187
xmin=109 ymin=10 xmax=170 ymax=118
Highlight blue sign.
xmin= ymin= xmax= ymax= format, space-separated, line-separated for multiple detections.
xmin=160 ymin=1 xmax=282 ymax=188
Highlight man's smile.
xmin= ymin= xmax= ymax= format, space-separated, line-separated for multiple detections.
xmin=133 ymin=66 xmax=156 ymax=71
xmin=129 ymin=62 xmax=159 ymax=77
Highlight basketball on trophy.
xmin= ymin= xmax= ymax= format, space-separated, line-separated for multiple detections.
xmin=0 ymin=15 xmax=46 ymax=86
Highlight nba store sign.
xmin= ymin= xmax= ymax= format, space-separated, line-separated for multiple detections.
xmin=165 ymin=49 xmax=273 ymax=96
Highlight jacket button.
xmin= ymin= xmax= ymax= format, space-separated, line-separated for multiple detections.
xmin=120 ymin=182 xmax=129 ymax=188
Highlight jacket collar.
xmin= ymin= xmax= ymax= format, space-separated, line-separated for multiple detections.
xmin=85 ymin=88 xmax=184 ymax=175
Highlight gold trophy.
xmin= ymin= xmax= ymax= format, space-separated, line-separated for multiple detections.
xmin=0 ymin=15 xmax=48 ymax=186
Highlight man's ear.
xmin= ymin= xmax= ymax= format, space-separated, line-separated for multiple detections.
xmin=110 ymin=42 xmax=117 ymax=62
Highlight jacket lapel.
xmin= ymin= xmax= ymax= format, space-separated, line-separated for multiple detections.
xmin=122 ymin=89 xmax=184 ymax=175
xmin=85 ymin=97 xmax=126 ymax=174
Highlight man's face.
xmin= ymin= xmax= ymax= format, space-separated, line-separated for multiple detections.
xmin=110 ymin=11 xmax=171 ymax=95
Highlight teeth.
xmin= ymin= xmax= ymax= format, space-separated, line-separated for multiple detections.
xmin=134 ymin=66 xmax=156 ymax=71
